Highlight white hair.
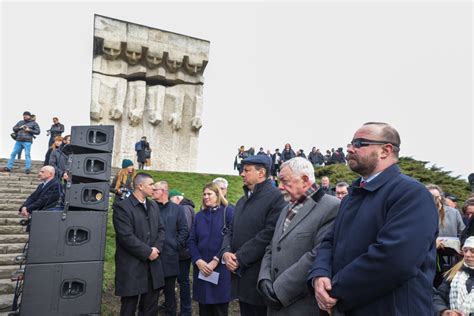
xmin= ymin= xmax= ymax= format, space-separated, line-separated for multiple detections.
xmin=280 ymin=157 xmax=315 ymax=183
xmin=213 ymin=177 xmax=228 ymax=189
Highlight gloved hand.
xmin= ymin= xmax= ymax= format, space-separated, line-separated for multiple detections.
xmin=258 ymin=279 xmax=283 ymax=310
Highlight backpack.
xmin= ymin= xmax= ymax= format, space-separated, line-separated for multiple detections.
xmin=135 ymin=142 xmax=143 ymax=151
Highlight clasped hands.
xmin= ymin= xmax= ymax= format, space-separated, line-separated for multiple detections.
xmin=222 ymin=252 xmax=239 ymax=273
xmin=148 ymin=247 xmax=160 ymax=261
xmin=196 ymin=258 xmax=219 ymax=277
xmin=314 ymin=277 xmax=338 ymax=315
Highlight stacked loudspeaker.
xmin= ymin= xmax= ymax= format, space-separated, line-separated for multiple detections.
xmin=20 ymin=126 xmax=114 ymax=316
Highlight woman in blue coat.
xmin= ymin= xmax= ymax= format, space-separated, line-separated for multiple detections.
xmin=188 ymin=182 xmax=234 ymax=316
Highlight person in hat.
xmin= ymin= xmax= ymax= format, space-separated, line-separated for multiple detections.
xmin=2 ymin=111 xmax=41 ymax=174
xmin=444 ymin=192 xmax=459 ymax=210
xmin=220 ymin=155 xmax=287 ymax=315
xmin=111 ymin=159 xmax=136 ymax=205
xmin=169 ymin=189 xmax=196 ymax=316
xmin=433 ymin=236 xmax=474 ymax=316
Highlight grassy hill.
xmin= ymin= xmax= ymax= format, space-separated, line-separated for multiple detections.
xmin=102 ymin=158 xmax=472 ymax=314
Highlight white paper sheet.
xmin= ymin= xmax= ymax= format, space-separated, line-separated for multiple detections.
xmin=198 ymin=271 xmax=220 ymax=285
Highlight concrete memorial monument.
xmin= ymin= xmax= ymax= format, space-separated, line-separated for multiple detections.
xmin=90 ymin=15 xmax=210 ymax=171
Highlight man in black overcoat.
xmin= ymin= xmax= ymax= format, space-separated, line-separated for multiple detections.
xmin=221 ymin=155 xmax=287 ymax=316
xmin=113 ymin=173 xmax=165 ymax=316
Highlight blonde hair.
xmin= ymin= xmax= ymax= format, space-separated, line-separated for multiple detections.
xmin=202 ymin=182 xmax=228 ymax=208
xmin=426 ymin=184 xmax=446 ymax=228
xmin=444 ymin=259 xmax=464 ymax=281
xmin=115 ymin=167 xmax=136 ymax=192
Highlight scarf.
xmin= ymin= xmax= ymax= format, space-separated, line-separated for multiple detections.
xmin=449 ymin=264 xmax=474 ymax=314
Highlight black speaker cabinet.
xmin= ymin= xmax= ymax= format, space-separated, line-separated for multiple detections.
xmin=67 ymin=153 xmax=112 ymax=183
xmin=70 ymin=125 xmax=114 ymax=154
xmin=65 ymin=182 xmax=110 ymax=211
xmin=20 ymin=261 xmax=103 ymax=316
xmin=27 ymin=211 xmax=107 ymax=264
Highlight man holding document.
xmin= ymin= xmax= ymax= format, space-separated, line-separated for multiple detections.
xmin=188 ymin=182 xmax=235 ymax=316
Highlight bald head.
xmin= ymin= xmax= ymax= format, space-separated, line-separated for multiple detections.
xmin=39 ymin=166 xmax=55 ymax=182
xmin=362 ymin=122 xmax=400 ymax=157
xmin=346 ymin=122 xmax=401 ymax=178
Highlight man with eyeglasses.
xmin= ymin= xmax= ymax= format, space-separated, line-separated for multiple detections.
xmin=308 ymin=122 xmax=438 ymax=316
xmin=151 ymin=181 xmax=188 ymax=316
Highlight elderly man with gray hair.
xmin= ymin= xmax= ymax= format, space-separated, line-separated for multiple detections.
xmin=19 ymin=165 xmax=60 ymax=217
xmin=258 ymin=157 xmax=340 ymax=315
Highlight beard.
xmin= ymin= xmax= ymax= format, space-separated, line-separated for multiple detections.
xmin=347 ymin=151 xmax=379 ymax=177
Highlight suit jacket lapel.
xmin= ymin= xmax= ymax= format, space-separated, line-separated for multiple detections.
xmin=279 ymin=198 xmax=316 ymax=241
xmin=278 ymin=188 xmax=325 ymax=241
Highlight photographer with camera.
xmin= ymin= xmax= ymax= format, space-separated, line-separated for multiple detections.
xmin=2 ymin=111 xmax=40 ymax=174
xmin=111 ymin=159 xmax=136 ymax=206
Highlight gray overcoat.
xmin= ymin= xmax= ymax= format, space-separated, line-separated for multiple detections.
xmin=258 ymin=188 xmax=340 ymax=315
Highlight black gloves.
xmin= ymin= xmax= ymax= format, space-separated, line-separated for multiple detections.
xmin=258 ymin=279 xmax=283 ymax=310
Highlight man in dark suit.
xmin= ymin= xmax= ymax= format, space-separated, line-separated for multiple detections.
xmin=258 ymin=157 xmax=340 ymax=315
xmin=221 ymin=155 xmax=287 ymax=316
xmin=151 ymin=181 xmax=188 ymax=316
xmin=19 ymin=166 xmax=60 ymax=216
xmin=308 ymin=122 xmax=438 ymax=316
xmin=113 ymin=173 xmax=166 ymax=316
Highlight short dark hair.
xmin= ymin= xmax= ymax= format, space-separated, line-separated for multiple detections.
xmin=133 ymin=173 xmax=153 ymax=188
xmin=462 ymin=198 xmax=474 ymax=215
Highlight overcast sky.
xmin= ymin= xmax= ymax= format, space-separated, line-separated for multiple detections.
xmin=1 ymin=1 xmax=472 ymax=179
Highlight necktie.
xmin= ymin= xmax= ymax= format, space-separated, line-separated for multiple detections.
xmin=360 ymin=180 xmax=366 ymax=188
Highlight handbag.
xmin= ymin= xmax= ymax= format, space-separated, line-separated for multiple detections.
xmin=145 ymin=149 xmax=151 ymax=158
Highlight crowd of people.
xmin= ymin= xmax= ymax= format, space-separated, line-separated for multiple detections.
xmin=234 ymin=144 xmax=347 ymax=177
xmin=110 ymin=122 xmax=474 ymax=316
xmin=2 ymin=115 xmax=474 ymax=316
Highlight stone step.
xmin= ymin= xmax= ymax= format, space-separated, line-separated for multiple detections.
xmin=0 ymin=190 xmax=31 ymax=198
xmin=0 ymin=245 xmax=25 ymax=255
xmin=0 ymin=175 xmax=38 ymax=182
xmin=0 ymin=201 xmax=26 ymax=207
xmin=0 ymin=183 xmax=38 ymax=190
xmin=0 ymin=228 xmax=25 ymax=236
xmin=0 ymin=294 xmax=14 ymax=312
xmin=0 ymin=196 xmax=29 ymax=202
xmin=0 ymin=266 xmax=19 ymax=280
xmin=0 ymin=280 xmax=15 ymax=296
xmin=0 ymin=254 xmax=22 ymax=266
xmin=0 ymin=236 xmax=28 ymax=245
xmin=0 ymin=213 xmax=22 ymax=219
xmin=0 ymin=219 xmax=22 ymax=226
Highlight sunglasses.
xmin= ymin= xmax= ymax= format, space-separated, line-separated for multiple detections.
xmin=348 ymin=138 xmax=399 ymax=149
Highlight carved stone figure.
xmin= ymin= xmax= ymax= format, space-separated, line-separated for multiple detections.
xmin=90 ymin=15 xmax=210 ymax=172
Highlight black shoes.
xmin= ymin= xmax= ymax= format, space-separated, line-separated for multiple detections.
xmin=25 ymin=169 xmax=31 ymax=174
xmin=1 ymin=167 xmax=11 ymax=172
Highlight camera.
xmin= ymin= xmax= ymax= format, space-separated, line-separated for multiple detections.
xmin=119 ymin=187 xmax=131 ymax=200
